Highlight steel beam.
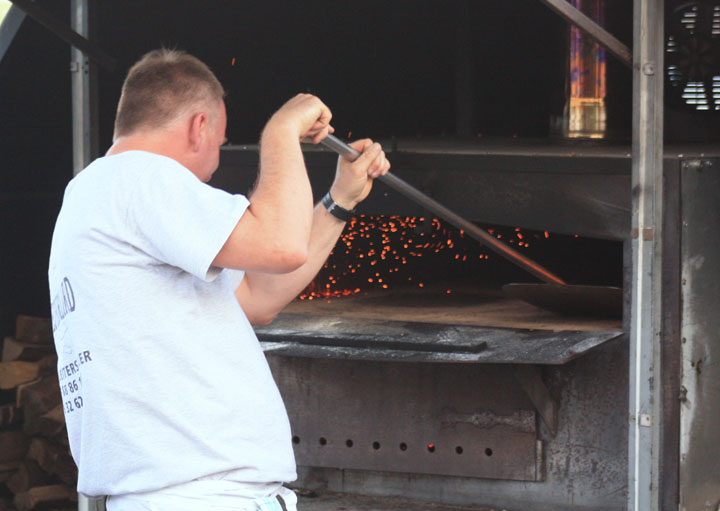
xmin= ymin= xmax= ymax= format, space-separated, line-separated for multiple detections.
xmin=628 ymin=0 xmax=664 ymax=510
xmin=0 ymin=5 xmax=25 ymax=63
xmin=9 ymin=0 xmax=115 ymax=71
xmin=538 ymin=0 xmax=632 ymax=68
xmin=71 ymin=0 xmax=99 ymax=174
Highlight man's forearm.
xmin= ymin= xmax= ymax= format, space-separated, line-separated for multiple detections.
xmin=235 ymin=201 xmax=346 ymax=325
xmin=235 ymin=136 xmax=390 ymax=323
xmin=212 ymin=95 xmax=333 ymax=273
xmin=251 ymin=125 xmax=314 ymax=248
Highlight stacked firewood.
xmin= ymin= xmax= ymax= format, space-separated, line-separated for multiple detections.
xmin=0 ymin=316 xmax=76 ymax=511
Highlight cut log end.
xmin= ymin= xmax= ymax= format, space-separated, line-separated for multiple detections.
xmin=15 ymin=316 xmax=54 ymax=345
xmin=14 ymin=484 xmax=77 ymax=511
xmin=0 ymin=362 xmax=41 ymax=391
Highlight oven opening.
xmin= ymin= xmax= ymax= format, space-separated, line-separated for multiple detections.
xmin=292 ymin=214 xmax=623 ymax=323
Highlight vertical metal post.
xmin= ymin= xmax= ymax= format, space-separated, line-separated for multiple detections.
xmin=72 ymin=0 xmax=101 ymax=499
xmin=628 ymin=0 xmax=664 ymax=510
xmin=78 ymin=494 xmax=106 ymax=511
xmin=70 ymin=0 xmax=98 ymax=175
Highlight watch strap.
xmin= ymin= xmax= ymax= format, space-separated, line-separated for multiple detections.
xmin=321 ymin=192 xmax=355 ymax=222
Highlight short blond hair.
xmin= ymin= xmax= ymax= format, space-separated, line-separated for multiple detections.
xmin=113 ymin=49 xmax=225 ymax=138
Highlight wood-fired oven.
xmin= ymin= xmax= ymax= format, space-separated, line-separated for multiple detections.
xmin=210 ymin=139 xmax=644 ymax=511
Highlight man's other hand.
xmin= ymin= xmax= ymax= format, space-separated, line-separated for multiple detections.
xmin=329 ymin=139 xmax=391 ymax=211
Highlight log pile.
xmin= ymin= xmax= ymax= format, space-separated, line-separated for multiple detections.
xmin=0 ymin=316 xmax=76 ymax=511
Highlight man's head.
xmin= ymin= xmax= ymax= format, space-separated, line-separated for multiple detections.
xmin=112 ymin=49 xmax=227 ymax=181
xmin=114 ymin=49 xmax=225 ymax=139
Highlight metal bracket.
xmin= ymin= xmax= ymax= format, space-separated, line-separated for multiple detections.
xmin=9 ymin=0 xmax=116 ymax=71
xmin=513 ymin=365 xmax=559 ymax=437
xmin=639 ymin=414 xmax=653 ymax=427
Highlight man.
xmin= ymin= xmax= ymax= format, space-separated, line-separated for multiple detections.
xmin=48 ymin=49 xmax=389 ymax=511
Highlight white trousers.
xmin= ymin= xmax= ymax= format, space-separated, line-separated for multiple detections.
xmin=106 ymin=481 xmax=298 ymax=511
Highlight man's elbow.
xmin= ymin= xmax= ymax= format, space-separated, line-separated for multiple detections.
xmin=250 ymin=313 xmax=276 ymax=327
xmin=247 ymin=308 xmax=281 ymax=326
xmin=275 ymin=245 xmax=308 ymax=273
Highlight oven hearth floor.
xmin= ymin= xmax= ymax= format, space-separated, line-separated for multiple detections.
xmin=296 ymin=491 xmax=502 ymax=511
xmin=282 ymin=287 xmax=622 ymax=332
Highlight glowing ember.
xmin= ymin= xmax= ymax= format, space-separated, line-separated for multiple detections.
xmin=298 ymin=215 xmax=557 ymax=301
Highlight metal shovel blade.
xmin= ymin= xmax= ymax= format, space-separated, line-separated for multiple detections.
xmin=502 ymin=283 xmax=623 ymax=318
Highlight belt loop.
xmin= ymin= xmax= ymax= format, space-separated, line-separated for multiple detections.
xmin=276 ymin=494 xmax=289 ymax=511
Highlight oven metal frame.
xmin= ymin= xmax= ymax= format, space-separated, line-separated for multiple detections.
xmin=628 ymin=2 xmax=666 ymax=511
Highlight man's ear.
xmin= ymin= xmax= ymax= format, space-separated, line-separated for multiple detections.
xmin=188 ymin=112 xmax=207 ymax=152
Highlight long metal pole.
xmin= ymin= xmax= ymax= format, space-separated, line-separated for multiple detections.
xmin=74 ymin=3 xmax=104 ymax=507
xmin=71 ymin=0 xmax=98 ymax=175
xmin=628 ymin=0 xmax=664 ymax=510
xmin=321 ymin=134 xmax=566 ymax=286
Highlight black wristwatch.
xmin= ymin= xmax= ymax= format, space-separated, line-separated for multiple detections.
xmin=321 ymin=192 xmax=355 ymax=222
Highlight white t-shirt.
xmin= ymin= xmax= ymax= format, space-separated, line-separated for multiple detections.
xmin=48 ymin=151 xmax=296 ymax=496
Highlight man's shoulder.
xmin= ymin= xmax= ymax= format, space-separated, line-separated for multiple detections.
xmin=87 ymin=150 xmax=180 ymax=174
xmin=74 ymin=152 xmax=145 ymax=184
xmin=73 ymin=151 xmax=193 ymax=191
